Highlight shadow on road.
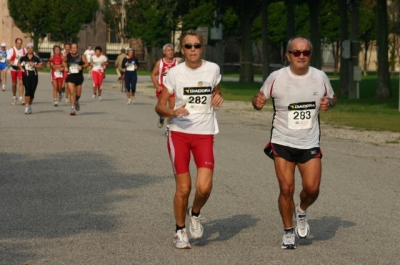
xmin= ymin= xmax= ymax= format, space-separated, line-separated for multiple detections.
xmin=298 ymin=215 xmax=356 ymax=246
xmin=0 ymin=151 xmax=164 ymax=264
xmin=194 ymin=214 xmax=259 ymax=247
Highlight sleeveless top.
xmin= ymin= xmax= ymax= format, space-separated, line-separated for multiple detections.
xmin=67 ymin=53 xmax=83 ymax=75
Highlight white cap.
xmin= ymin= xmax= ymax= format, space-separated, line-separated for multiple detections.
xmin=1 ymin=42 xmax=6 ymax=47
xmin=26 ymin=43 xmax=34 ymax=47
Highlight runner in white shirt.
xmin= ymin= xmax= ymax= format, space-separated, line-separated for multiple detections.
xmin=84 ymin=45 xmax=95 ymax=79
xmin=7 ymin=38 xmax=27 ymax=105
xmin=252 ymin=36 xmax=337 ymax=250
xmin=89 ymin=46 xmax=108 ymax=100
xmin=155 ymin=30 xmax=223 ymax=249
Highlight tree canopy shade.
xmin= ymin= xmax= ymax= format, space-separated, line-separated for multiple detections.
xmin=47 ymin=0 xmax=99 ymax=43
xmin=8 ymin=0 xmax=50 ymax=51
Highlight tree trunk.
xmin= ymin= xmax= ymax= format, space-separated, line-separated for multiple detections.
xmin=239 ymin=5 xmax=254 ymax=83
xmin=376 ymin=0 xmax=391 ymax=98
xmin=338 ymin=0 xmax=349 ymax=96
xmin=285 ymin=0 xmax=295 ymax=63
xmin=307 ymin=0 xmax=321 ymax=69
xmin=261 ymin=0 xmax=270 ymax=81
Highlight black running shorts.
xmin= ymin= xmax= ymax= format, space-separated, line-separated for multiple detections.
xmin=264 ymin=142 xmax=322 ymax=163
xmin=66 ymin=73 xmax=84 ymax=85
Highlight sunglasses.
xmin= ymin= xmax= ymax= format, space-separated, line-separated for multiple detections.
xmin=184 ymin=43 xmax=202 ymax=50
xmin=288 ymin=50 xmax=311 ymax=57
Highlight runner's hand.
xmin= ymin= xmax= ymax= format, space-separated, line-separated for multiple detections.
xmin=212 ymin=93 xmax=223 ymax=107
xmin=253 ymin=92 xmax=267 ymax=110
xmin=173 ymin=104 xmax=189 ymax=117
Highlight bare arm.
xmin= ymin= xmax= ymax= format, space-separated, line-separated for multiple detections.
xmin=211 ymin=84 xmax=224 ymax=107
xmin=155 ymin=88 xmax=189 ymax=118
xmin=151 ymin=60 xmax=162 ymax=92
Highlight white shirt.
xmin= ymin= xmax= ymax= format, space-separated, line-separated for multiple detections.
xmin=164 ymin=61 xmax=221 ymax=135
xmin=91 ymin=55 xmax=107 ymax=71
xmin=84 ymin=49 xmax=95 ymax=62
xmin=7 ymin=47 xmax=26 ymax=70
xmin=260 ymin=66 xmax=335 ymax=149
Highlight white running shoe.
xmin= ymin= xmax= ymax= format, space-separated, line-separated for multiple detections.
xmin=173 ymin=229 xmax=191 ymax=249
xmin=54 ymin=100 xmax=58 ymax=106
xmin=91 ymin=94 xmax=96 ymax=100
xmin=187 ymin=206 xmax=204 ymax=239
xmin=157 ymin=117 xmax=165 ymax=128
xmin=75 ymin=101 xmax=80 ymax=111
xmin=1 ymin=84 xmax=5 ymax=91
xmin=24 ymin=106 xmax=29 ymax=114
xmin=11 ymin=97 xmax=16 ymax=105
xmin=295 ymin=204 xmax=310 ymax=238
xmin=64 ymin=97 xmax=69 ymax=103
xmin=70 ymin=107 xmax=76 ymax=116
xmin=127 ymin=98 xmax=131 ymax=105
xmin=281 ymin=229 xmax=296 ymax=249
xmin=98 ymin=96 xmax=102 ymax=101
xmin=19 ymin=97 xmax=24 ymax=105
xmin=28 ymin=106 xmax=32 ymax=114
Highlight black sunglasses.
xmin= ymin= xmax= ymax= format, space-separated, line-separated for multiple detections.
xmin=288 ymin=50 xmax=311 ymax=57
xmin=184 ymin=43 xmax=202 ymax=50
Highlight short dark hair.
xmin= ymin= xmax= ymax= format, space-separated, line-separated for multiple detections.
xmin=95 ymin=46 xmax=102 ymax=52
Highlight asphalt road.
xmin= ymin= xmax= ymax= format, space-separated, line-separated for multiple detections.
xmin=1 ymin=72 xmax=399 ymax=265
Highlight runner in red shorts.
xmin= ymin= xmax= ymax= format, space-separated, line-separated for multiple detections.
xmin=7 ymin=38 xmax=26 ymax=105
xmin=151 ymin=43 xmax=178 ymax=135
xmin=155 ymin=30 xmax=223 ymax=249
xmin=49 ymin=45 xmax=64 ymax=106
xmin=89 ymin=46 xmax=108 ymax=101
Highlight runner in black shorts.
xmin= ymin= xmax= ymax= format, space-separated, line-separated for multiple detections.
xmin=253 ymin=36 xmax=337 ymax=249
xmin=63 ymin=43 xmax=88 ymax=115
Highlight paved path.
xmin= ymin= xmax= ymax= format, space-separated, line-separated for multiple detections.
xmin=1 ymin=72 xmax=400 ymax=265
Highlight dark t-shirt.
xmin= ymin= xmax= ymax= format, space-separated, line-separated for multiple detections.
xmin=19 ymin=54 xmax=42 ymax=76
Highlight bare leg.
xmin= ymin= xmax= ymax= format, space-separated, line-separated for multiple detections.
xmin=274 ymin=157 xmax=297 ymax=229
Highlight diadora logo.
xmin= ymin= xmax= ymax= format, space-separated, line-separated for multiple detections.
xmin=288 ymin=101 xmax=316 ymax=110
xmin=184 ymin=86 xmax=212 ymax=95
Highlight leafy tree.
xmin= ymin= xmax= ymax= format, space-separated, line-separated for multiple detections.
xmin=103 ymin=0 xmax=128 ymax=44
xmin=359 ymin=0 xmax=377 ymax=75
xmin=48 ymin=0 xmax=99 ymax=43
xmin=320 ymin=0 xmax=340 ymax=74
xmin=217 ymin=0 xmax=261 ymax=83
xmin=8 ymin=0 xmax=50 ymax=51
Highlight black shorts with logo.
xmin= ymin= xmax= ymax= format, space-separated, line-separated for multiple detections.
xmin=264 ymin=142 xmax=322 ymax=163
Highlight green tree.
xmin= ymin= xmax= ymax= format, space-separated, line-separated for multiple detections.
xmin=103 ymin=0 xmax=128 ymax=44
xmin=217 ymin=0 xmax=262 ymax=83
xmin=8 ymin=0 xmax=50 ymax=52
xmin=48 ymin=0 xmax=99 ymax=43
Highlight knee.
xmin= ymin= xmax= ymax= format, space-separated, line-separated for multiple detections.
xmin=196 ymin=182 xmax=212 ymax=198
xmin=279 ymin=184 xmax=295 ymax=198
xmin=304 ymin=185 xmax=320 ymax=197
xmin=176 ymin=184 xmax=191 ymax=198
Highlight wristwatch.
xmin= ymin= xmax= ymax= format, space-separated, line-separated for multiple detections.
xmin=328 ymin=98 xmax=334 ymax=108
